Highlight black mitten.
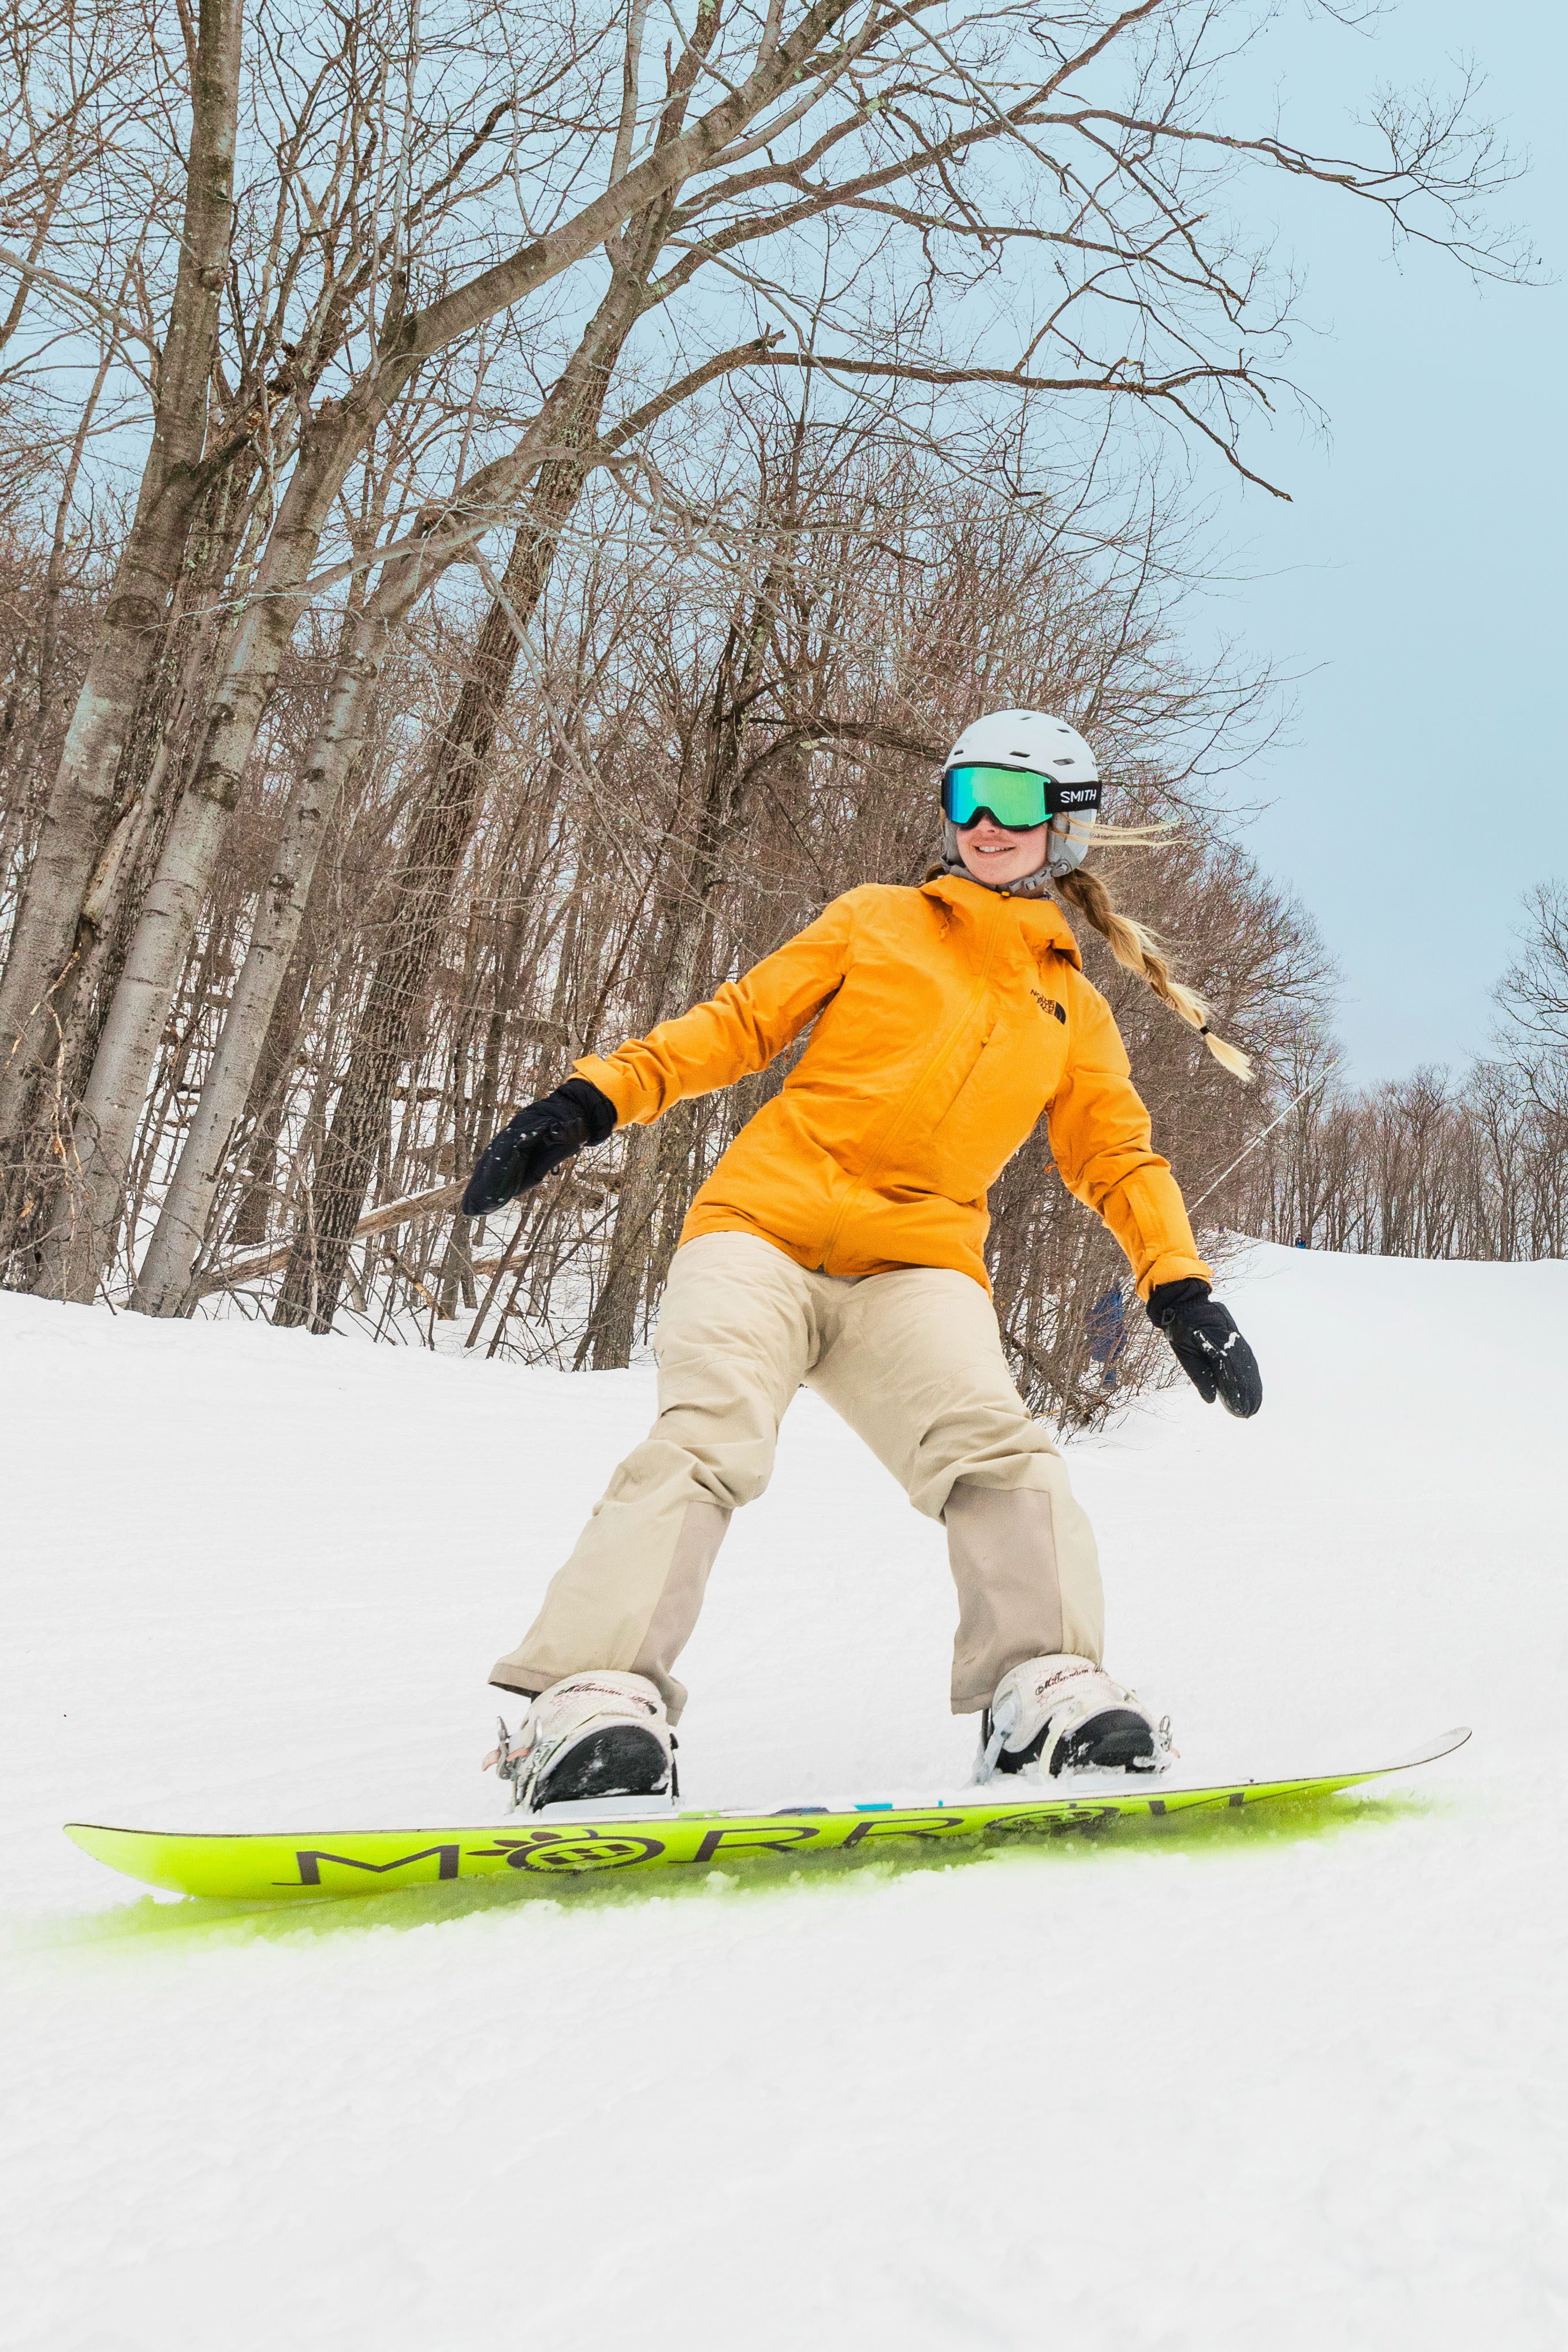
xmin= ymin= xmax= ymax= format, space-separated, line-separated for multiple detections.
xmin=1146 ymin=1278 xmax=1262 ymax=1419
xmin=460 ymin=1079 xmax=616 ymax=1217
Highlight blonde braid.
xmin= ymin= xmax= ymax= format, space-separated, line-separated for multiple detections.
xmin=1056 ymin=862 xmax=1253 ymax=1083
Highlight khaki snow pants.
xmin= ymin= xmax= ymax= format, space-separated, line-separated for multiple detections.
xmin=490 ymin=1230 xmax=1103 ymax=1720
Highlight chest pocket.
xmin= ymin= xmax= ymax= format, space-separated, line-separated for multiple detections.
xmin=926 ymin=1013 xmax=999 ymax=1133
xmin=923 ymin=1001 xmax=1068 ymax=1189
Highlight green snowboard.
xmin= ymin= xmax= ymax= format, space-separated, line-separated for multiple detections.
xmin=65 ymin=1729 xmax=1469 ymax=1903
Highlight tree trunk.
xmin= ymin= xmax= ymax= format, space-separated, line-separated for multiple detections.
xmin=271 ymin=474 xmax=586 ymax=1332
xmin=0 ymin=404 xmax=265 ymax=1266
xmin=0 ymin=0 xmax=245 ymax=1133
xmin=132 ymin=576 xmax=417 ymax=1313
xmin=578 ymin=1122 xmax=662 ymax=1367
xmin=25 ymin=401 xmax=371 ymax=1300
xmin=270 ymin=281 xmax=640 ymax=1336
xmin=573 ymin=538 xmax=791 ymax=1365
xmin=31 ymin=755 xmax=243 ymax=1299
xmin=129 ymin=230 xmax=662 ymax=1319
xmin=228 ymin=944 xmax=315 ymax=1247
xmin=32 ymin=222 xmax=660 ymax=1305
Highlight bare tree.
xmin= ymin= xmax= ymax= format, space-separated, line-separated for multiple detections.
xmin=0 ymin=0 xmax=245 ymax=1134
xmin=8 ymin=0 xmax=1524 ymax=1301
xmin=1497 ymin=881 xmax=1568 ymax=1063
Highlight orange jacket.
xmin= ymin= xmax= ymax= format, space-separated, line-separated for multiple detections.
xmin=575 ymin=874 xmax=1211 ymax=1298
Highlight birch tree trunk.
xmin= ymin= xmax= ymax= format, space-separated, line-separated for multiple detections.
xmin=0 ymin=0 xmax=245 ymax=1134
xmin=271 ymin=462 xmax=594 ymax=1332
xmin=0 ymin=436 xmax=270 ymax=1269
xmin=25 ymin=406 xmax=375 ymax=1298
xmin=28 ymin=271 xmax=639 ymax=1302
xmin=130 ymin=220 xmax=682 ymax=1318
xmin=31 ymin=773 xmax=242 ymax=1300
xmin=265 ymin=247 xmax=666 ymax=1333
xmin=227 ymin=947 xmax=314 ymax=1248
xmin=132 ymin=570 xmax=420 ymax=1313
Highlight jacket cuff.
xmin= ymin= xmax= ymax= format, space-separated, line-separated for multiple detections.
xmin=571 ymin=1055 xmax=645 ymax=1127
xmin=556 ymin=1075 xmax=617 ymax=1144
xmin=1136 ymin=1248 xmax=1214 ymax=1301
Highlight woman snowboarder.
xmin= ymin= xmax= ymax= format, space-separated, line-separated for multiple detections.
xmin=464 ymin=711 xmax=1262 ymax=1811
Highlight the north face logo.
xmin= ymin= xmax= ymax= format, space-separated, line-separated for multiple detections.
xmin=1031 ymin=989 xmax=1067 ymax=1025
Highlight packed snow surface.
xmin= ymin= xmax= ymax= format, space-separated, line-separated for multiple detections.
xmin=4 ymin=1243 xmax=1566 ymax=2350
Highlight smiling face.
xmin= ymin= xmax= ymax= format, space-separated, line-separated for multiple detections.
xmin=954 ymin=809 xmax=1051 ymax=888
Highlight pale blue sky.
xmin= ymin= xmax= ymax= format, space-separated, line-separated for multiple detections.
xmin=1197 ymin=1 xmax=1566 ymax=1081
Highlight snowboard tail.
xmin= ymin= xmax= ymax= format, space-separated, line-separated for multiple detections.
xmin=64 ymin=1730 xmax=1469 ymax=1904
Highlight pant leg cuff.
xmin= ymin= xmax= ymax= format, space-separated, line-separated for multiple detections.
xmin=489 ymin=1666 xmax=550 ymax=1698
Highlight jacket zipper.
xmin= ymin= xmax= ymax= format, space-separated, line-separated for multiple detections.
xmin=928 ymin=1022 xmax=995 ymax=1132
xmin=817 ymin=894 xmax=1007 ymax=1268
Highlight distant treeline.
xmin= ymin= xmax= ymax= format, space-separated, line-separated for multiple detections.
xmin=1238 ymin=899 xmax=1568 ymax=1265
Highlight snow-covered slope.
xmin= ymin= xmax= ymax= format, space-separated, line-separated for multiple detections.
xmin=4 ymin=1245 xmax=1565 ymax=2350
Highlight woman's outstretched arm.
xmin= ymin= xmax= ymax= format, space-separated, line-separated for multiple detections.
xmin=573 ymin=895 xmax=856 ymax=1126
xmin=461 ymin=898 xmax=856 ymax=1216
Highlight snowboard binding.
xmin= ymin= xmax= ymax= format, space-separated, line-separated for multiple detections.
xmin=978 ymin=1656 xmax=1173 ymax=1782
xmin=484 ymin=1672 xmax=677 ymax=1811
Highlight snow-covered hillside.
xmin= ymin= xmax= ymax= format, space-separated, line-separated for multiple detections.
xmin=4 ymin=1245 xmax=1565 ymax=2350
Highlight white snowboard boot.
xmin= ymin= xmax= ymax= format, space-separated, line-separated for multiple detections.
xmin=485 ymin=1671 xmax=675 ymax=1811
xmin=978 ymin=1655 xmax=1170 ymax=1781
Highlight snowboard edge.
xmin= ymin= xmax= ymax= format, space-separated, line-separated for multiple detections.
xmin=62 ymin=1728 xmax=1471 ymax=1903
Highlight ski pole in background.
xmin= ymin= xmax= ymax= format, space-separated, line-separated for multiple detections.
xmin=1183 ymin=1071 xmax=1334 ymax=1220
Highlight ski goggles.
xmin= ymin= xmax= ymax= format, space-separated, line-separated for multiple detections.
xmin=942 ymin=764 xmax=1101 ymax=829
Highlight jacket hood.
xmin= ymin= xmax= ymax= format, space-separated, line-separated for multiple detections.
xmin=917 ymin=872 xmax=1083 ymax=971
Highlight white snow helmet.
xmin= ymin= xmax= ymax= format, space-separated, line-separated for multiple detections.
xmin=942 ymin=709 xmax=1100 ymax=878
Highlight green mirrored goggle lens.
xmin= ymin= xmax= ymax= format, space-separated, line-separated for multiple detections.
xmin=943 ymin=765 xmax=1049 ymax=828
xmin=942 ymin=764 xmax=1100 ymax=828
